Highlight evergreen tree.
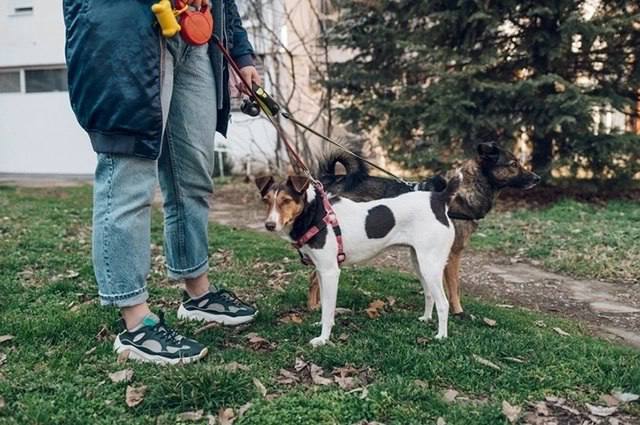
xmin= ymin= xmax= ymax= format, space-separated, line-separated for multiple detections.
xmin=326 ymin=0 xmax=640 ymax=181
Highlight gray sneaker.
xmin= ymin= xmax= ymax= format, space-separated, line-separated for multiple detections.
xmin=177 ymin=289 xmax=257 ymax=325
xmin=113 ymin=312 xmax=208 ymax=365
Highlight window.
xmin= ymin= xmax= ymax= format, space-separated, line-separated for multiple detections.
xmin=0 ymin=71 xmax=21 ymax=93
xmin=25 ymin=69 xmax=68 ymax=93
xmin=8 ymin=0 xmax=33 ymax=15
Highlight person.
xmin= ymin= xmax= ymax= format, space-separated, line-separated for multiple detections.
xmin=63 ymin=0 xmax=261 ymax=364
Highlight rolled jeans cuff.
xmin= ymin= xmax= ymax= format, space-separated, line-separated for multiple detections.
xmin=99 ymin=286 xmax=149 ymax=307
xmin=167 ymin=258 xmax=209 ymax=280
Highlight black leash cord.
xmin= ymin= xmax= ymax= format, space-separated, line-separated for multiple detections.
xmin=281 ymin=112 xmax=412 ymax=187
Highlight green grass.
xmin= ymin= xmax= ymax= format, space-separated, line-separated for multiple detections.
xmin=470 ymin=199 xmax=640 ymax=283
xmin=0 ymin=186 xmax=639 ymax=424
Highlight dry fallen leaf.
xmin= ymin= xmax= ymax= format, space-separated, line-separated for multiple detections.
xmin=0 ymin=335 xmax=14 ymax=344
xmin=552 ymin=327 xmax=570 ymax=337
xmin=334 ymin=308 xmax=353 ymax=316
xmin=612 ymin=391 xmax=639 ymax=403
xmin=416 ymin=337 xmax=431 ymax=345
xmin=84 ymin=347 xmax=97 ymax=356
xmin=501 ymin=400 xmax=521 ymax=423
xmin=109 ymin=369 xmax=134 ymax=384
xmin=245 ymin=333 xmax=275 ymax=351
xmin=95 ymin=325 xmax=111 ymax=341
xmin=0 ymin=354 xmax=7 ymax=367
xmin=365 ymin=299 xmax=386 ymax=319
xmin=237 ymin=402 xmax=253 ymax=417
xmin=534 ymin=401 xmax=550 ymax=416
xmin=600 ymin=394 xmax=620 ymax=407
xmin=117 ymin=351 xmax=130 ymax=364
xmin=586 ymin=403 xmax=616 ymax=417
xmin=177 ymin=410 xmax=204 ymax=421
xmin=223 ymin=362 xmax=250 ymax=373
xmin=310 ymin=364 xmax=333 ymax=386
xmin=386 ymin=296 xmax=396 ymax=307
xmin=338 ymin=333 xmax=350 ymax=342
xmin=544 ymin=396 xmax=565 ymax=405
xmin=534 ymin=320 xmax=546 ymax=328
xmin=472 ymin=354 xmax=501 ymax=370
xmin=443 ymin=389 xmax=459 ymax=403
xmin=347 ymin=387 xmax=369 ymax=400
xmin=0 ymin=396 xmax=5 ymax=410
xmin=334 ymin=375 xmax=357 ymax=391
xmin=503 ymin=357 xmax=526 ymax=364
xmin=253 ymin=378 xmax=267 ymax=397
xmin=66 ymin=270 xmax=80 ymax=279
xmin=194 ymin=322 xmax=221 ymax=335
xmin=414 ymin=379 xmax=428 ymax=389
xmin=217 ymin=407 xmax=236 ymax=425
xmin=125 ymin=385 xmax=147 ymax=408
xmin=482 ymin=318 xmax=497 ymax=327
xmin=276 ymin=368 xmax=299 ymax=385
xmin=294 ymin=357 xmax=309 ymax=372
xmin=278 ymin=312 xmax=304 ymax=324
xmin=436 ymin=418 xmax=446 ymax=425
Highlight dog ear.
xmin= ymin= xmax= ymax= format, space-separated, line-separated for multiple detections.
xmin=287 ymin=175 xmax=311 ymax=194
xmin=255 ymin=175 xmax=274 ymax=197
xmin=477 ymin=142 xmax=500 ymax=163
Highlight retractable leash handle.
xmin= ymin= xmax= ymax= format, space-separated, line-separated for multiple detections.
xmin=212 ymin=35 xmax=312 ymax=176
xmin=252 ymin=82 xmax=280 ymax=117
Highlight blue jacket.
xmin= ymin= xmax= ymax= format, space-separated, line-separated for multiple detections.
xmin=63 ymin=0 xmax=255 ymax=159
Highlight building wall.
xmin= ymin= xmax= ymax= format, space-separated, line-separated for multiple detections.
xmin=0 ymin=0 xmax=278 ymax=176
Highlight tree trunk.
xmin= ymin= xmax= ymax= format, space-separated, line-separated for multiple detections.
xmin=531 ymin=134 xmax=553 ymax=182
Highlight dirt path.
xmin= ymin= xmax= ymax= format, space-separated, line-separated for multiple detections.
xmin=213 ymin=181 xmax=640 ymax=349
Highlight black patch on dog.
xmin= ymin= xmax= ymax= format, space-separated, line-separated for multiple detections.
xmin=290 ymin=188 xmax=327 ymax=249
xmin=365 ymin=205 xmax=395 ymax=239
xmin=430 ymin=194 xmax=449 ymax=227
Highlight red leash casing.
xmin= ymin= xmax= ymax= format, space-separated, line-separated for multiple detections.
xmin=176 ymin=1 xmax=213 ymax=46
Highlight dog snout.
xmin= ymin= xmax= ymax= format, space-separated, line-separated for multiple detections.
xmin=265 ymin=221 xmax=276 ymax=231
xmin=531 ymin=173 xmax=541 ymax=184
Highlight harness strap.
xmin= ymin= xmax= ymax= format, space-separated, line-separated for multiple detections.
xmin=293 ymin=183 xmax=346 ymax=266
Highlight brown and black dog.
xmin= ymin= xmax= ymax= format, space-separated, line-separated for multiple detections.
xmin=307 ymin=142 xmax=540 ymax=316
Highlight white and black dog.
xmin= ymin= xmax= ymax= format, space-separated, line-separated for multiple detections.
xmin=255 ymin=173 xmax=461 ymax=347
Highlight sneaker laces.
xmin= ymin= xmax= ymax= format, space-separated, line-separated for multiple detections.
xmin=156 ymin=311 xmax=183 ymax=344
xmin=217 ymin=289 xmax=246 ymax=307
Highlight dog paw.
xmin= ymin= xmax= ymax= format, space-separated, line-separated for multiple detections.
xmin=309 ymin=336 xmax=329 ymax=347
xmin=452 ymin=311 xmax=470 ymax=320
xmin=418 ymin=315 xmax=432 ymax=323
xmin=434 ymin=332 xmax=447 ymax=340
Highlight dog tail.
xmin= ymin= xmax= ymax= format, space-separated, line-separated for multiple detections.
xmin=415 ymin=174 xmax=447 ymax=192
xmin=316 ymin=149 xmax=369 ymax=189
xmin=441 ymin=171 xmax=463 ymax=204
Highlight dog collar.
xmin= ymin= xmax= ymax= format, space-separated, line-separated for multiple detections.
xmin=293 ymin=183 xmax=346 ymax=266
xmin=447 ymin=211 xmax=485 ymax=221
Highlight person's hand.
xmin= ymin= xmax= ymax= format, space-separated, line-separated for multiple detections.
xmin=237 ymin=66 xmax=262 ymax=93
xmin=186 ymin=0 xmax=209 ymax=10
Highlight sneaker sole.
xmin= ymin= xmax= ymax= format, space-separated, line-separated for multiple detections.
xmin=177 ymin=304 xmax=257 ymax=325
xmin=113 ymin=336 xmax=208 ymax=365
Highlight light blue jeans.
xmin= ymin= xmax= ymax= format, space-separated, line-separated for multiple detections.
xmin=93 ymin=37 xmax=217 ymax=307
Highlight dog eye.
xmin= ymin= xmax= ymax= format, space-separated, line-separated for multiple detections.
xmin=509 ymin=161 xmax=518 ymax=168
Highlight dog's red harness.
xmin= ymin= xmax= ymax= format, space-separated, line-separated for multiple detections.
xmin=293 ymin=183 xmax=346 ymax=266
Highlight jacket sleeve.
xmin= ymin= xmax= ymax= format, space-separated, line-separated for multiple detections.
xmin=224 ymin=0 xmax=256 ymax=68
